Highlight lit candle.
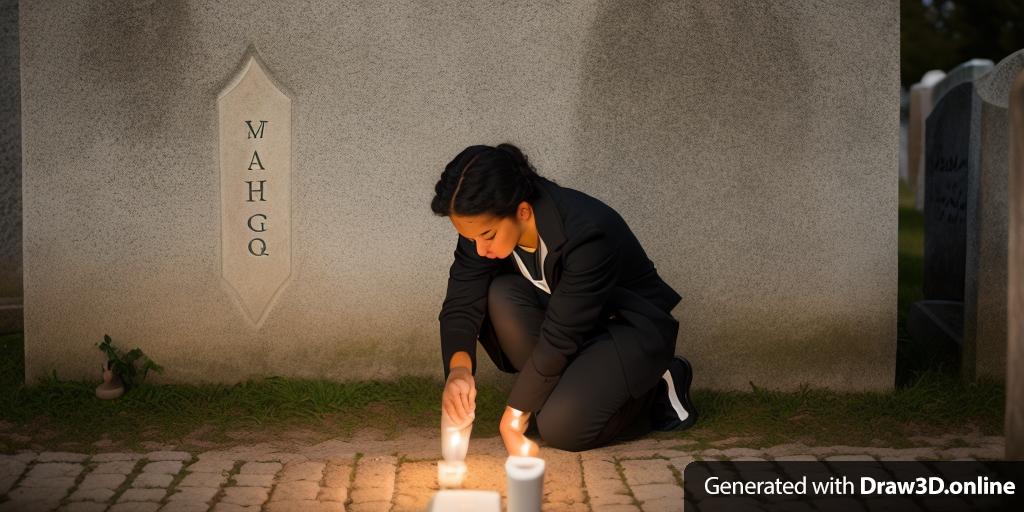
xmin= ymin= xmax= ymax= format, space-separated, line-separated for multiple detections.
xmin=439 ymin=406 xmax=474 ymax=488
xmin=437 ymin=460 xmax=467 ymax=488
xmin=506 ymin=454 xmax=545 ymax=512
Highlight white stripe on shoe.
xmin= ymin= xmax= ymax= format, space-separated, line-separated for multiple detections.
xmin=662 ymin=370 xmax=689 ymax=422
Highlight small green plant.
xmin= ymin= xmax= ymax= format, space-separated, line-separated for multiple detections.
xmin=95 ymin=334 xmax=164 ymax=391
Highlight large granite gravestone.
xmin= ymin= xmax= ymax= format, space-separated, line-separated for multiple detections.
xmin=916 ymin=60 xmax=993 ymax=211
xmin=0 ymin=0 xmax=20 ymax=334
xmin=908 ymin=80 xmax=982 ymax=350
xmin=963 ymin=49 xmax=1024 ymax=380
xmin=20 ymin=1 xmax=898 ymax=391
xmin=908 ymin=70 xmax=945 ymax=205
xmin=1007 ymin=69 xmax=1024 ymax=461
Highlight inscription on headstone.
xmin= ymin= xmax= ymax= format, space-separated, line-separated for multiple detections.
xmin=923 ymin=81 xmax=976 ymax=302
xmin=218 ymin=52 xmax=292 ymax=325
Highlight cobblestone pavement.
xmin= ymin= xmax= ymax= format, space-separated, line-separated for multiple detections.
xmin=0 ymin=434 xmax=1005 ymax=512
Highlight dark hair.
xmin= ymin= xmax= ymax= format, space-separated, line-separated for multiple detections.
xmin=430 ymin=143 xmax=546 ymax=218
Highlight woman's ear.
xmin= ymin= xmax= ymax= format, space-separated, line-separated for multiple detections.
xmin=518 ymin=201 xmax=532 ymax=221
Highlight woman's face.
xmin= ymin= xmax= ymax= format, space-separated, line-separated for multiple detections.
xmin=450 ymin=202 xmax=533 ymax=259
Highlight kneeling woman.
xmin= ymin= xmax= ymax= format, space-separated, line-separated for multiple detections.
xmin=432 ymin=143 xmax=697 ymax=455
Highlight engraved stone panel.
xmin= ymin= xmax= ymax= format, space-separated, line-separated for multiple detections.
xmin=218 ymin=51 xmax=292 ymax=325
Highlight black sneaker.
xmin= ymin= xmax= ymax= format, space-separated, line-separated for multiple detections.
xmin=651 ymin=356 xmax=698 ymax=431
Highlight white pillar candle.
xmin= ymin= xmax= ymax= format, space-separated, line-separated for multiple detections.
xmin=440 ymin=407 xmax=473 ymax=462
xmin=505 ymin=456 xmax=545 ymax=512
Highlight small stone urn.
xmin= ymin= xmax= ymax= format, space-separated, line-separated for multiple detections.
xmin=95 ymin=361 xmax=125 ymax=400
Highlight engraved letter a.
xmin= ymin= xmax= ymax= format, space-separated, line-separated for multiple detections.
xmin=246 ymin=120 xmax=268 ymax=139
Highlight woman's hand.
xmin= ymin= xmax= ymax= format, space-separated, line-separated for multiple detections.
xmin=500 ymin=406 xmax=539 ymax=457
xmin=443 ymin=366 xmax=476 ymax=426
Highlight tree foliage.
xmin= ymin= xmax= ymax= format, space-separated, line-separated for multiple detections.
xmin=902 ymin=0 xmax=1024 ymax=86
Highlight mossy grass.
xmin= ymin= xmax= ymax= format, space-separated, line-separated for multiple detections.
xmin=0 ymin=182 xmax=1004 ymax=453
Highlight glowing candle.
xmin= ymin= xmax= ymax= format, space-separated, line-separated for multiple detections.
xmin=437 ymin=460 xmax=467 ymax=489
xmin=439 ymin=406 xmax=473 ymax=487
xmin=506 ymin=455 xmax=545 ymax=512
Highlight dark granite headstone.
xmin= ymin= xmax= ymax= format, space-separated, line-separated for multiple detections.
xmin=923 ymin=81 xmax=978 ymax=302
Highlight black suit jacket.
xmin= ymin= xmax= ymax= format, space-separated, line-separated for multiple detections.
xmin=439 ymin=178 xmax=682 ymax=412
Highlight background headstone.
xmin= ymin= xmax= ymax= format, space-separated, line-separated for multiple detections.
xmin=917 ymin=60 xmax=993 ymax=211
xmin=907 ymin=70 xmax=945 ymax=203
xmin=19 ymin=0 xmax=898 ymax=391
xmin=1007 ymin=69 xmax=1024 ymax=461
xmin=0 ymin=0 xmax=21 ymax=334
xmin=963 ymin=49 xmax=1024 ymax=380
xmin=908 ymin=79 xmax=982 ymax=350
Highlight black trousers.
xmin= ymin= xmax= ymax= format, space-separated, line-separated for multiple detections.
xmin=481 ymin=274 xmax=661 ymax=452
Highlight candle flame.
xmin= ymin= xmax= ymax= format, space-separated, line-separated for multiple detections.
xmin=449 ymin=431 xmax=461 ymax=448
xmin=520 ymin=440 xmax=529 ymax=456
xmin=510 ymin=418 xmax=519 ymax=430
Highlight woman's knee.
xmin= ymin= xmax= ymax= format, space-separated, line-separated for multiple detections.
xmin=487 ymin=274 xmax=524 ymax=312
xmin=536 ymin=402 xmax=600 ymax=453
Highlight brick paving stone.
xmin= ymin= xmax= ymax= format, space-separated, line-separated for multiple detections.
xmin=278 ymin=461 xmax=325 ymax=482
xmin=132 ymin=472 xmax=174 ymax=488
xmin=27 ymin=462 xmax=84 ymax=479
xmin=349 ymin=456 xmax=396 ymax=504
xmin=348 ymin=501 xmax=390 ymax=512
xmin=221 ymin=486 xmax=270 ymax=507
xmin=540 ymin=449 xmax=586 ymax=507
xmin=669 ymin=456 xmax=693 ymax=473
xmin=179 ymin=471 xmax=228 ymax=488
xmin=37 ymin=452 xmax=89 ymax=463
xmin=630 ymin=481 xmax=679 ymax=501
xmin=391 ymin=460 xmax=435 ymax=512
xmin=78 ymin=472 xmax=127 ymax=489
xmin=146 ymin=451 xmax=191 ymax=462
xmin=621 ymin=459 xmax=676 ymax=486
xmin=185 ymin=459 xmax=235 ymax=473
xmin=322 ymin=462 xmax=352 ymax=489
xmin=582 ymin=458 xmax=633 ymax=508
xmin=91 ymin=453 xmax=144 ymax=463
xmin=238 ymin=462 xmax=282 ymax=475
xmin=167 ymin=485 xmax=219 ymax=502
xmin=60 ymin=502 xmax=110 ymax=512
xmin=592 ymin=506 xmax=641 ymax=512
xmin=109 ymin=503 xmax=162 ymax=512
xmin=720 ymin=447 xmax=763 ymax=458
xmin=763 ymin=444 xmax=813 ymax=457
xmin=19 ymin=475 xmax=77 ymax=489
xmin=119 ymin=488 xmax=168 ymax=502
xmin=270 ymin=480 xmax=320 ymax=501
xmin=68 ymin=486 xmax=116 ymax=502
xmin=212 ymin=504 xmax=261 ymax=512
xmin=158 ymin=502 xmax=211 ymax=512
xmin=232 ymin=473 xmax=274 ymax=487
xmin=318 ymin=486 xmax=348 ymax=502
xmin=143 ymin=461 xmax=184 ymax=474
xmin=94 ymin=460 xmax=139 ymax=474
xmin=0 ymin=458 xmax=26 ymax=495
xmin=12 ymin=451 xmax=38 ymax=464
xmin=774 ymin=455 xmax=819 ymax=461
xmin=638 ymin=497 xmax=683 ymax=511
xmin=825 ymin=455 xmax=876 ymax=462
xmin=265 ymin=500 xmax=346 ymax=512
xmin=0 ymin=497 xmax=63 ymax=512
xmin=585 ymin=478 xmax=634 ymax=507
xmin=7 ymin=484 xmax=70 ymax=501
